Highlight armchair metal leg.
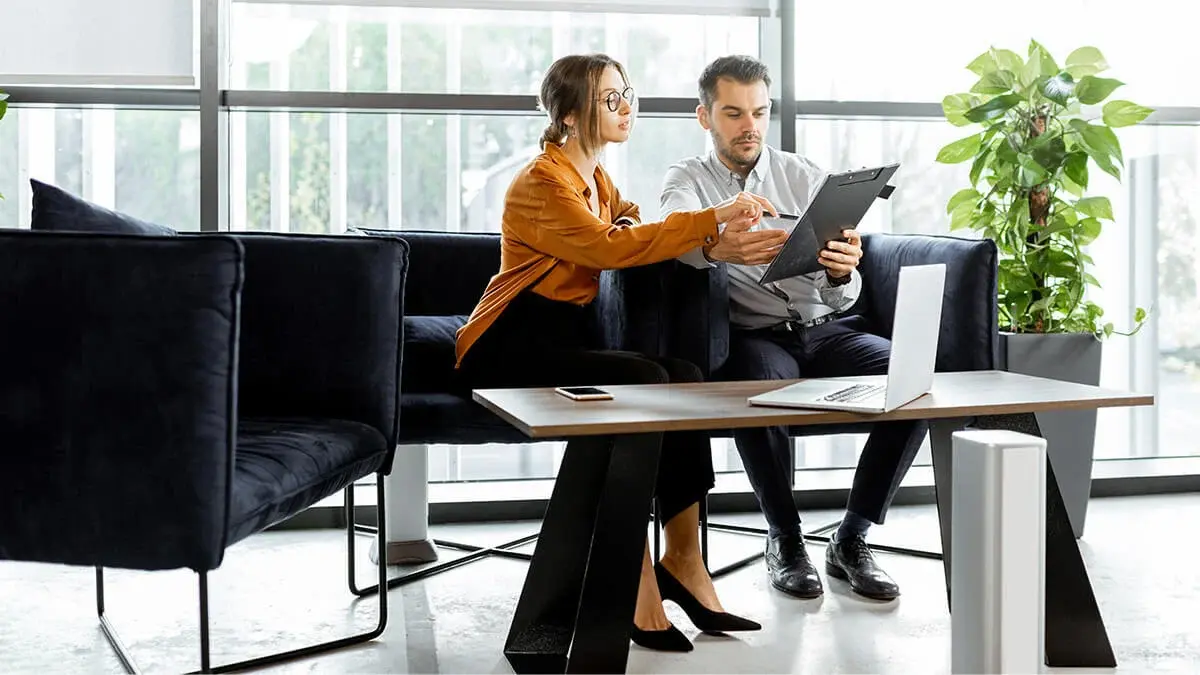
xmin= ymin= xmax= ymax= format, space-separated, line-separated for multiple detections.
xmin=96 ymin=474 xmax=390 ymax=674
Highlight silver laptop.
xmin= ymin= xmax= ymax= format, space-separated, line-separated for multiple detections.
xmin=747 ymin=263 xmax=946 ymax=414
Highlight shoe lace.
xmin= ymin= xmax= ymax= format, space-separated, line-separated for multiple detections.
xmin=840 ymin=536 xmax=875 ymax=566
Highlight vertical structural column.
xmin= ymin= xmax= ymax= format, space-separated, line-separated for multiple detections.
xmin=950 ymin=429 xmax=1046 ymax=674
xmin=386 ymin=19 xmax=403 ymax=231
xmin=199 ymin=0 xmax=222 ymax=232
xmin=777 ymin=0 xmax=797 ymax=154
xmin=329 ymin=6 xmax=349 ymax=233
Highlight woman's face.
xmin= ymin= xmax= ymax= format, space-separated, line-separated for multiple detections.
xmin=595 ymin=66 xmax=636 ymax=144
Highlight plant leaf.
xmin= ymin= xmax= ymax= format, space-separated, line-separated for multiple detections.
xmin=1018 ymin=154 xmax=1049 ymax=187
xmin=1031 ymin=132 xmax=1068 ymax=172
xmin=1071 ymin=119 xmax=1124 ymax=178
xmin=1084 ymin=273 xmax=1102 ymax=287
xmin=1135 ymin=307 xmax=1147 ymax=323
xmin=969 ymin=142 xmax=994 ymax=186
xmin=1076 ymin=217 xmax=1103 ymax=245
xmin=1066 ymin=46 xmax=1109 ymax=78
xmin=1102 ymin=100 xmax=1154 ymax=127
xmin=946 ymin=188 xmax=982 ymax=214
xmin=1029 ymin=39 xmax=1059 ymax=76
xmin=1064 ymin=151 xmax=1090 ymax=189
xmin=1030 ymin=296 xmax=1054 ymax=313
xmin=1062 ymin=174 xmax=1084 ymax=198
xmin=991 ymin=48 xmax=1025 ymax=73
xmin=1075 ymin=76 xmax=1124 ymax=104
xmin=972 ymin=70 xmax=1016 ymax=95
xmin=965 ymin=93 xmax=1023 ymax=123
xmin=1041 ymin=72 xmax=1076 ymax=106
xmin=1076 ymin=196 xmax=1114 ymax=220
xmin=967 ymin=50 xmax=999 ymax=76
xmin=942 ymin=94 xmax=974 ymax=127
xmin=936 ymin=132 xmax=983 ymax=164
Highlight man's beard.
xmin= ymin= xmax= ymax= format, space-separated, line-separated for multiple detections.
xmin=714 ymin=131 xmax=761 ymax=169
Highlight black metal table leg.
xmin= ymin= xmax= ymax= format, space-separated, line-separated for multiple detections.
xmin=504 ymin=433 xmax=662 ymax=674
xmin=931 ymin=413 xmax=1116 ymax=668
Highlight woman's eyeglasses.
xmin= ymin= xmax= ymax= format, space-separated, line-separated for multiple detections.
xmin=600 ymin=86 xmax=636 ymax=112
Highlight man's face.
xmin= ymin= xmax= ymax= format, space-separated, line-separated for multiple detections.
xmin=699 ymin=77 xmax=771 ymax=172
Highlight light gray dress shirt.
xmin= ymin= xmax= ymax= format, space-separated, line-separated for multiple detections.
xmin=659 ymin=145 xmax=862 ymax=331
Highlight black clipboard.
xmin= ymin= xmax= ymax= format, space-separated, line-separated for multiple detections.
xmin=758 ymin=163 xmax=899 ymax=285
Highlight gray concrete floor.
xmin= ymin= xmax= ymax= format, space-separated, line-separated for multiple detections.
xmin=2 ymin=494 xmax=1197 ymax=673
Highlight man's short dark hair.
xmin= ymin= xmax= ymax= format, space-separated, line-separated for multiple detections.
xmin=698 ymin=55 xmax=771 ymax=108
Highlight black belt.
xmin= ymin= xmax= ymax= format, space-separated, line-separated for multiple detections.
xmin=768 ymin=312 xmax=842 ymax=334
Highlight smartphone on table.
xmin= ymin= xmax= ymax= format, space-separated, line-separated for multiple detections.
xmin=554 ymin=386 xmax=614 ymax=401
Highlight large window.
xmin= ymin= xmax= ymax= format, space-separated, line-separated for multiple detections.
xmin=230 ymin=111 xmax=716 ymax=234
xmin=229 ymin=3 xmax=760 ymax=97
xmin=793 ymin=0 xmax=1198 ymax=106
xmin=0 ymin=108 xmax=200 ymax=231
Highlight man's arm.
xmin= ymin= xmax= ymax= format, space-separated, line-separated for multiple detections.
xmin=659 ymin=165 xmax=713 ymax=269
xmin=661 ymin=164 xmax=788 ymax=268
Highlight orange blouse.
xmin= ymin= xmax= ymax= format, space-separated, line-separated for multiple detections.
xmin=454 ymin=142 xmax=719 ymax=366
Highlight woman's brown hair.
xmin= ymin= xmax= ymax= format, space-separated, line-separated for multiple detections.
xmin=538 ymin=53 xmax=629 ymax=157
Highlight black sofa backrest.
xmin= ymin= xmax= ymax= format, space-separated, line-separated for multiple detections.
xmin=357 ymin=229 xmax=500 ymax=317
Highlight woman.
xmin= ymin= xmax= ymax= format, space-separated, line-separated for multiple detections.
xmin=455 ymin=54 xmax=776 ymax=652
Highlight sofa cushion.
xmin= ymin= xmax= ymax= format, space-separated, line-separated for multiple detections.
xmin=29 ymin=179 xmax=178 ymax=235
xmin=404 ymin=315 xmax=467 ymax=393
xmin=399 ymin=393 xmax=532 ymax=445
xmin=228 ymin=417 xmax=388 ymax=547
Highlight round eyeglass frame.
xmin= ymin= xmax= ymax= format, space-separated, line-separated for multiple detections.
xmin=601 ymin=86 xmax=636 ymax=112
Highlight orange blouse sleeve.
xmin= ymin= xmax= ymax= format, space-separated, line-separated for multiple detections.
xmin=506 ymin=165 xmax=717 ymax=270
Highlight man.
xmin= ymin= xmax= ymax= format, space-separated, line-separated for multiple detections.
xmin=659 ymin=55 xmax=927 ymax=601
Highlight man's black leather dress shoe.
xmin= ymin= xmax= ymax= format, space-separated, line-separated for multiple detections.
xmin=765 ymin=530 xmax=823 ymax=598
xmin=825 ymin=533 xmax=900 ymax=600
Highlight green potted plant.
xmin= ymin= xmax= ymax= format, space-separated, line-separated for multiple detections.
xmin=935 ymin=41 xmax=1152 ymax=537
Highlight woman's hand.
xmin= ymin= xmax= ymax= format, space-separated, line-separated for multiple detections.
xmin=714 ymin=191 xmax=778 ymax=226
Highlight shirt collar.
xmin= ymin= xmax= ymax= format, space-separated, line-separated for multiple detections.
xmin=707 ymin=143 xmax=770 ymax=187
xmin=543 ymin=141 xmax=599 ymax=195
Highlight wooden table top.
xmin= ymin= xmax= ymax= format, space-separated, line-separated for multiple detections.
xmin=472 ymin=370 xmax=1154 ymax=439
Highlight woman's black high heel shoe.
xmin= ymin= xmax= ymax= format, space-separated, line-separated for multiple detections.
xmin=655 ymin=562 xmax=762 ymax=633
xmin=630 ymin=623 xmax=694 ymax=652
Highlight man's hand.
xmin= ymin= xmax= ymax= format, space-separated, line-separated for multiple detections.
xmin=818 ymin=228 xmax=863 ymax=279
xmin=713 ymin=191 xmax=777 ymax=225
xmin=705 ymin=214 xmax=790 ymax=266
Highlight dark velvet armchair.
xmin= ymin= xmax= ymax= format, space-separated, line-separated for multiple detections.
xmin=0 ymin=229 xmax=408 ymax=673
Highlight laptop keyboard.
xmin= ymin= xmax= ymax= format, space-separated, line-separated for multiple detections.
xmin=822 ymin=383 xmax=886 ymax=403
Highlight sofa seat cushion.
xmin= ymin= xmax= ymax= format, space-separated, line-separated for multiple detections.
xmin=229 ymin=418 xmax=387 ymax=546
xmin=399 ymin=393 xmax=533 ymax=445
xmin=29 ymin=179 xmax=178 ymax=235
xmin=403 ymin=315 xmax=467 ymax=393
